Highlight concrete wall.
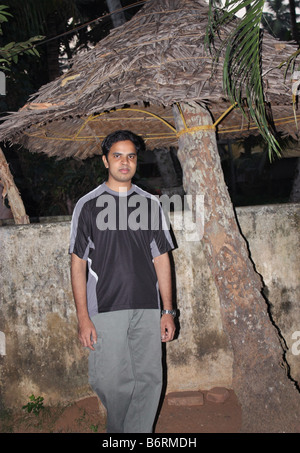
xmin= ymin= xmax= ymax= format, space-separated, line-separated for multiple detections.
xmin=0 ymin=204 xmax=299 ymax=409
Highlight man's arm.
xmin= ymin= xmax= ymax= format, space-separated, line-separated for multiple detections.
xmin=71 ymin=253 xmax=97 ymax=350
xmin=153 ymin=252 xmax=176 ymax=342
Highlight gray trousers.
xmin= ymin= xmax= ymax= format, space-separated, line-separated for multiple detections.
xmin=88 ymin=309 xmax=163 ymax=433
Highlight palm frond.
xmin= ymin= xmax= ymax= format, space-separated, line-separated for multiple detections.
xmin=206 ymin=0 xmax=281 ymax=158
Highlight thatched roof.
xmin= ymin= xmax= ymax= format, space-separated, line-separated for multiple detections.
xmin=0 ymin=0 xmax=299 ymax=159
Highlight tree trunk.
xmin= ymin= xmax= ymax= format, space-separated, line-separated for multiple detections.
xmin=288 ymin=0 xmax=299 ymax=44
xmin=155 ymin=147 xmax=179 ymax=188
xmin=290 ymin=157 xmax=300 ymax=202
xmin=46 ymin=12 xmax=60 ymax=81
xmin=172 ymin=101 xmax=300 ymax=433
xmin=0 ymin=147 xmax=29 ymax=224
xmin=106 ymin=0 xmax=126 ymax=28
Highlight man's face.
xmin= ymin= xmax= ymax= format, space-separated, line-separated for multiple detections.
xmin=102 ymin=140 xmax=137 ymax=189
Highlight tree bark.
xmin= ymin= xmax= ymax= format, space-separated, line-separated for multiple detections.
xmin=155 ymin=147 xmax=179 ymax=188
xmin=288 ymin=0 xmax=299 ymax=44
xmin=290 ymin=157 xmax=300 ymax=202
xmin=173 ymin=101 xmax=300 ymax=433
xmin=0 ymin=147 xmax=29 ymax=224
xmin=106 ymin=0 xmax=126 ymax=28
xmin=46 ymin=12 xmax=61 ymax=82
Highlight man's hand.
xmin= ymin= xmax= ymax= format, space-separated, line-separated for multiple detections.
xmin=161 ymin=314 xmax=176 ymax=342
xmin=71 ymin=253 xmax=97 ymax=350
xmin=78 ymin=317 xmax=97 ymax=350
xmin=153 ymin=252 xmax=176 ymax=342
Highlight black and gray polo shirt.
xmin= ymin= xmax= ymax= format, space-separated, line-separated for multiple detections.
xmin=69 ymin=183 xmax=174 ymax=317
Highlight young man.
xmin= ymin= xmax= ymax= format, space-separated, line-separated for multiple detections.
xmin=69 ymin=130 xmax=176 ymax=433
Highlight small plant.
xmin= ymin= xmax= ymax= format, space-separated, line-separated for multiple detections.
xmin=90 ymin=424 xmax=99 ymax=432
xmin=22 ymin=394 xmax=44 ymax=416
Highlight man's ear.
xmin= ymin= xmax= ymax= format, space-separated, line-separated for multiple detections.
xmin=102 ymin=155 xmax=108 ymax=168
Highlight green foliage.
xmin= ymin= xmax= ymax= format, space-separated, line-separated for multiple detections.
xmin=262 ymin=0 xmax=300 ymax=90
xmin=205 ymin=0 xmax=290 ymax=159
xmin=90 ymin=423 xmax=99 ymax=432
xmin=0 ymin=4 xmax=44 ymax=71
xmin=262 ymin=0 xmax=294 ymax=41
xmin=0 ymin=5 xmax=12 ymax=34
xmin=0 ymin=35 xmax=44 ymax=68
xmin=22 ymin=394 xmax=45 ymax=416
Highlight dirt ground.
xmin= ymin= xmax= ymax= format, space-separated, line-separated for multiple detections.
xmin=1 ymin=389 xmax=242 ymax=434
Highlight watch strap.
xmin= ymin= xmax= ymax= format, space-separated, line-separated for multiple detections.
xmin=161 ymin=309 xmax=176 ymax=318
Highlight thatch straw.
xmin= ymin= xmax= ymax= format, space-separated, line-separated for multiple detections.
xmin=0 ymin=0 xmax=298 ymax=159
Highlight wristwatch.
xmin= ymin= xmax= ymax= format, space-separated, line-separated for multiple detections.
xmin=161 ymin=309 xmax=177 ymax=318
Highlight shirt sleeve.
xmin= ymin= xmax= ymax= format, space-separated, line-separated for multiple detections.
xmin=69 ymin=201 xmax=91 ymax=260
xmin=150 ymin=201 xmax=174 ymax=258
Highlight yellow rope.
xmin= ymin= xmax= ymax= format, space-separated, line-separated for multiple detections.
xmin=176 ymin=124 xmax=215 ymax=137
xmin=23 ymin=105 xmax=299 ymax=142
xmin=214 ymin=103 xmax=238 ymax=127
xmin=175 ymin=102 xmax=238 ymax=138
xmin=73 ymin=114 xmax=95 ymax=139
xmin=89 ymin=108 xmax=177 ymax=133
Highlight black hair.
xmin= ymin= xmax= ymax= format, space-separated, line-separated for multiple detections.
xmin=101 ymin=130 xmax=145 ymax=157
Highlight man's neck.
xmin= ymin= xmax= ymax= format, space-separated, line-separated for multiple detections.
xmin=105 ymin=180 xmax=132 ymax=193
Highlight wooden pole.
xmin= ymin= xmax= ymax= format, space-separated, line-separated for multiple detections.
xmin=0 ymin=147 xmax=29 ymax=224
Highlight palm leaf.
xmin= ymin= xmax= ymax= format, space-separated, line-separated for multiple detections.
xmin=206 ymin=0 xmax=281 ymax=158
